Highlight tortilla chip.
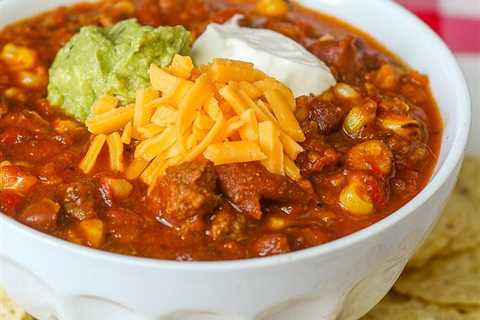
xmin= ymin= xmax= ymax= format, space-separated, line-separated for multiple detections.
xmin=439 ymin=195 xmax=480 ymax=257
xmin=0 ymin=289 xmax=31 ymax=320
xmin=394 ymin=247 xmax=480 ymax=308
xmin=455 ymin=157 xmax=480 ymax=206
xmin=409 ymin=157 xmax=480 ymax=267
xmin=432 ymin=157 xmax=480 ymax=257
xmin=408 ymin=192 xmax=469 ymax=268
xmin=362 ymin=294 xmax=480 ymax=320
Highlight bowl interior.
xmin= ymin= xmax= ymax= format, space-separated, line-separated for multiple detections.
xmin=1 ymin=0 xmax=468 ymax=178
xmin=0 ymin=0 xmax=471 ymax=266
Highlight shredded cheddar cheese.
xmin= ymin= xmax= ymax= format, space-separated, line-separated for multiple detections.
xmin=86 ymin=105 xmax=134 ymax=134
xmin=79 ymin=54 xmax=305 ymax=185
xmin=204 ymin=141 xmax=267 ymax=165
xmin=258 ymin=121 xmax=284 ymax=175
xmin=121 ymin=122 xmax=132 ymax=144
xmin=79 ymin=134 xmax=107 ymax=174
xmin=93 ymin=95 xmax=118 ymax=115
xmin=167 ymin=54 xmax=194 ymax=79
xmin=106 ymin=132 xmax=124 ymax=172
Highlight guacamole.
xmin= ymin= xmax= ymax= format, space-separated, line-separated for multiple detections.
xmin=48 ymin=19 xmax=191 ymax=122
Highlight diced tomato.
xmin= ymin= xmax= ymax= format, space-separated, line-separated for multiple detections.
xmin=105 ymin=208 xmax=144 ymax=245
xmin=210 ymin=8 xmax=237 ymax=23
xmin=0 ymin=190 xmax=24 ymax=217
xmin=0 ymin=127 xmax=32 ymax=144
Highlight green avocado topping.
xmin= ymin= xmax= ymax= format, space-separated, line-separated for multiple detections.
xmin=48 ymin=19 xmax=191 ymax=122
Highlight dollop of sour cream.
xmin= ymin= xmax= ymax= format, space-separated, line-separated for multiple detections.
xmin=192 ymin=16 xmax=336 ymax=97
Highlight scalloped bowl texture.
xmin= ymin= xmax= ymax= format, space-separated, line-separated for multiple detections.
xmin=0 ymin=1 xmax=471 ymax=320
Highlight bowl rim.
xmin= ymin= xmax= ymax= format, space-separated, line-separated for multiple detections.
xmin=0 ymin=0 xmax=471 ymax=271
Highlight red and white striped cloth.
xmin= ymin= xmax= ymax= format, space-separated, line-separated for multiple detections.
xmin=398 ymin=0 xmax=480 ymax=53
xmin=397 ymin=0 xmax=480 ymax=153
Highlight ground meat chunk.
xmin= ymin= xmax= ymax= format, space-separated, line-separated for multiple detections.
xmin=177 ymin=215 xmax=208 ymax=242
xmin=307 ymin=98 xmax=347 ymax=135
xmin=295 ymin=98 xmax=343 ymax=176
xmin=250 ymin=233 xmax=291 ymax=257
xmin=296 ymin=133 xmax=339 ymax=176
xmin=264 ymin=20 xmax=307 ymax=42
xmin=216 ymin=162 xmax=313 ymax=219
xmin=149 ymin=160 xmax=221 ymax=227
xmin=309 ymin=37 xmax=360 ymax=83
xmin=386 ymin=135 xmax=429 ymax=168
xmin=296 ymin=148 xmax=338 ymax=176
xmin=61 ymin=180 xmax=98 ymax=221
xmin=208 ymin=203 xmax=247 ymax=241
xmin=309 ymin=36 xmax=391 ymax=84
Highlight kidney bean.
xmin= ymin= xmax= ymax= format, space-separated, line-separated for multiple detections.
xmin=17 ymin=198 xmax=60 ymax=232
xmin=0 ymin=190 xmax=24 ymax=217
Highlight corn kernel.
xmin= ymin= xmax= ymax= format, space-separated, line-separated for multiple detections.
xmin=4 ymin=87 xmax=26 ymax=101
xmin=102 ymin=177 xmax=133 ymax=199
xmin=334 ymin=83 xmax=360 ymax=100
xmin=112 ymin=0 xmax=135 ymax=16
xmin=339 ymin=182 xmax=374 ymax=215
xmin=1 ymin=43 xmax=37 ymax=70
xmin=256 ymin=0 xmax=289 ymax=18
xmin=343 ymin=107 xmax=369 ymax=135
xmin=378 ymin=114 xmax=420 ymax=138
xmin=18 ymin=69 xmax=46 ymax=88
xmin=79 ymin=219 xmax=105 ymax=248
xmin=267 ymin=215 xmax=289 ymax=230
xmin=375 ymin=64 xmax=399 ymax=90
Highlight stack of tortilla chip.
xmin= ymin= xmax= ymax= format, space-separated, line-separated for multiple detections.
xmin=364 ymin=157 xmax=480 ymax=319
xmin=0 ymin=289 xmax=32 ymax=320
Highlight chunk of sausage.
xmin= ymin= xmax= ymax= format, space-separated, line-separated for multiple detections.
xmin=17 ymin=198 xmax=60 ymax=232
xmin=149 ymin=160 xmax=221 ymax=226
xmin=61 ymin=180 xmax=98 ymax=221
xmin=216 ymin=162 xmax=312 ymax=219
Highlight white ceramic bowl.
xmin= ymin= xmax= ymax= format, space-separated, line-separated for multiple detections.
xmin=0 ymin=1 xmax=472 ymax=319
